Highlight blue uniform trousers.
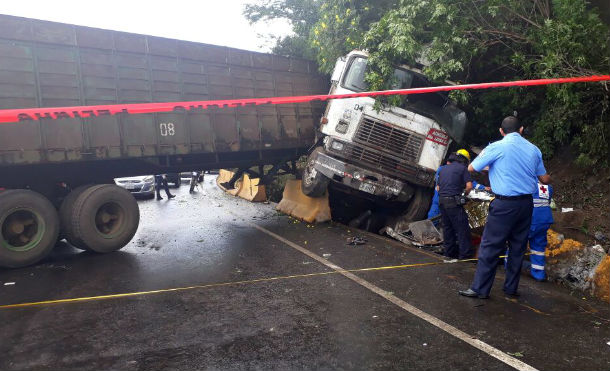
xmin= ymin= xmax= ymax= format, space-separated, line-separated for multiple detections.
xmin=440 ymin=204 xmax=472 ymax=259
xmin=528 ymin=223 xmax=551 ymax=281
xmin=427 ymin=190 xmax=440 ymax=220
xmin=471 ymin=197 xmax=533 ymax=296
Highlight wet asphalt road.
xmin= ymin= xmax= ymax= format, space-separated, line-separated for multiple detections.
xmin=1 ymin=176 xmax=609 ymax=371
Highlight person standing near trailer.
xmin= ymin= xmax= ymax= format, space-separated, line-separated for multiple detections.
xmin=155 ymin=174 xmax=175 ymax=200
xmin=528 ymin=182 xmax=554 ymax=281
xmin=437 ymin=150 xmax=474 ymax=260
xmin=459 ymin=116 xmax=551 ymax=299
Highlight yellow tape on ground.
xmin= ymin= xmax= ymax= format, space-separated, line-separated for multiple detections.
xmin=0 ymin=258 xmax=482 ymax=310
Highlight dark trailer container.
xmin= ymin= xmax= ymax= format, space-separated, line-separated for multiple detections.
xmin=0 ymin=15 xmax=328 ymax=268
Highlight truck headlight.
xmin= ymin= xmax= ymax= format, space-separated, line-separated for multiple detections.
xmin=331 ymin=141 xmax=344 ymax=151
xmin=336 ymin=120 xmax=349 ymax=134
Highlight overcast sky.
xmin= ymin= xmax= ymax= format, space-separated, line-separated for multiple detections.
xmin=0 ymin=0 xmax=291 ymax=52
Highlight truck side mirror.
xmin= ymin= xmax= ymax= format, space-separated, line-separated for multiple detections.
xmin=331 ymin=57 xmax=346 ymax=83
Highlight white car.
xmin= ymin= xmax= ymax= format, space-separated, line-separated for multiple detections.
xmin=114 ymin=175 xmax=155 ymax=198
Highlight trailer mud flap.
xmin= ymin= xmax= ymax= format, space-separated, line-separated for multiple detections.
xmin=216 ymin=169 xmax=267 ymax=202
xmin=276 ymin=179 xmax=331 ymax=223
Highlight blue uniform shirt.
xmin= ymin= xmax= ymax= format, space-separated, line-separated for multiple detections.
xmin=471 ymin=133 xmax=546 ymax=196
xmin=532 ymin=183 xmax=553 ymax=224
xmin=438 ymin=162 xmax=471 ymax=197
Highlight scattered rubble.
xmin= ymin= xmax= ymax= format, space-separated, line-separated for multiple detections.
xmin=346 ymin=236 xmax=367 ymax=246
xmin=546 ymin=230 xmax=609 ymax=302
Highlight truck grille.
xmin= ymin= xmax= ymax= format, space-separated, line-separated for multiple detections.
xmin=343 ymin=142 xmax=419 ymax=180
xmin=354 ymin=116 xmax=424 ymax=163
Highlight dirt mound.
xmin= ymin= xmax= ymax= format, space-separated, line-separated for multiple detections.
xmin=546 ymin=148 xmax=609 ymax=246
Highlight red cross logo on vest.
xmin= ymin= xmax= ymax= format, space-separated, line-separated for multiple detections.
xmin=540 ymin=185 xmax=547 ymax=194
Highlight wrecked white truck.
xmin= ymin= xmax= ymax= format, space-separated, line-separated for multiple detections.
xmin=301 ymin=50 xmax=467 ymax=223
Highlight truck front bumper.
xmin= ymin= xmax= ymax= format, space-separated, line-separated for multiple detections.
xmin=311 ymin=150 xmax=406 ymax=198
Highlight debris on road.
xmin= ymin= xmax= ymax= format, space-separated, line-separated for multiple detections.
xmin=346 ymin=236 xmax=367 ymax=246
xmin=547 ymin=230 xmax=609 ymax=302
xmin=4 ymin=282 xmax=15 ymax=286
xmin=322 ymin=253 xmax=332 ymax=258
xmin=383 ymin=219 xmax=442 ymax=247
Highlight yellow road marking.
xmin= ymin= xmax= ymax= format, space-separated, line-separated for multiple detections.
xmin=0 ymin=258 xmax=475 ymax=310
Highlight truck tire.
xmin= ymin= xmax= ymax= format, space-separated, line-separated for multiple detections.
xmin=301 ymin=152 xmax=330 ymax=197
xmin=67 ymin=184 xmax=140 ymax=253
xmin=401 ymin=187 xmax=434 ymax=221
xmin=0 ymin=189 xmax=60 ymax=268
xmin=59 ymin=185 xmax=91 ymax=250
xmin=391 ymin=187 xmax=434 ymax=233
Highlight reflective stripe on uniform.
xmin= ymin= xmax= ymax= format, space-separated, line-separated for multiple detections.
xmin=529 ymin=250 xmax=546 ymax=256
xmin=531 ymin=264 xmax=545 ymax=270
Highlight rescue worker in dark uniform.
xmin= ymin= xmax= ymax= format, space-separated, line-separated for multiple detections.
xmin=189 ymin=171 xmax=202 ymax=193
xmin=437 ymin=149 xmax=473 ymax=260
xmin=155 ymin=174 xmax=175 ymax=200
xmin=459 ymin=116 xmax=551 ymax=299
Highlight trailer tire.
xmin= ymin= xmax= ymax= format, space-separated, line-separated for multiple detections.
xmin=0 ymin=189 xmax=60 ymax=268
xmin=68 ymin=185 xmax=140 ymax=253
xmin=59 ymin=185 xmax=91 ymax=250
xmin=301 ymin=152 xmax=329 ymax=198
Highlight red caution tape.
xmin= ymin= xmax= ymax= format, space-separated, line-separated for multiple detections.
xmin=0 ymin=75 xmax=607 ymax=124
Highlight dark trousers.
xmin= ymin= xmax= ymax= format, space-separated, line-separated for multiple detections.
xmin=189 ymin=173 xmax=200 ymax=193
xmin=471 ymin=197 xmax=533 ymax=296
xmin=440 ymin=205 xmax=472 ymax=259
xmin=155 ymin=175 xmax=171 ymax=197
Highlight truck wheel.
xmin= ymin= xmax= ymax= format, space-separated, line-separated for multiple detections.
xmin=68 ymin=185 xmax=140 ymax=253
xmin=59 ymin=185 xmax=91 ymax=250
xmin=391 ymin=187 xmax=434 ymax=233
xmin=301 ymin=154 xmax=329 ymax=197
xmin=0 ymin=189 xmax=60 ymax=268
xmin=401 ymin=187 xmax=434 ymax=221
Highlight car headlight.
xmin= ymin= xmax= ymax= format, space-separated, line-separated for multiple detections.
xmin=335 ymin=120 xmax=349 ymax=134
xmin=331 ymin=140 xmax=344 ymax=151
xmin=143 ymin=176 xmax=154 ymax=183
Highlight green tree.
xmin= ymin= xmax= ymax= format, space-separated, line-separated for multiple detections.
xmin=246 ymin=0 xmax=610 ymax=166
xmin=244 ymin=0 xmax=321 ymax=59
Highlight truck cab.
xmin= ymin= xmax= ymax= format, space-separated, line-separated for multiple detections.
xmin=302 ymin=51 xmax=466 ymax=217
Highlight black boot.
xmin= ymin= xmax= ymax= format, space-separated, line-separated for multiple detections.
xmin=156 ymin=193 xmax=163 ymax=200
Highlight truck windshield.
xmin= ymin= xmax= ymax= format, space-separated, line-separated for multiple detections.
xmin=342 ymin=55 xmax=465 ymax=143
xmin=343 ymin=56 xmax=414 ymax=92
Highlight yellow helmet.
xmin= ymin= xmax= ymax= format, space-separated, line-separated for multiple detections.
xmin=456 ymin=149 xmax=471 ymax=162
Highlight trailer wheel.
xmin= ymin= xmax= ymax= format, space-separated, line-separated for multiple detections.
xmin=59 ymin=185 xmax=91 ymax=250
xmin=68 ymin=185 xmax=140 ymax=253
xmin=301 ymin=152 xmax=329 ymax=197
xmin=0 ymin=190 xmax=60 ymax=268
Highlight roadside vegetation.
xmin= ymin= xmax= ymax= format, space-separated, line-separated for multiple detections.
xmin=245 ymin=0 xmax=610 ymax=167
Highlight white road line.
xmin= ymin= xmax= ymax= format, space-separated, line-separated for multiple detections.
xmin=249 ymin=222 xmax=539 ymax=371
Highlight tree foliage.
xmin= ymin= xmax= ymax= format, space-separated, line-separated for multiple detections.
xmin=245 ymin=0 xmax=610 ymax=166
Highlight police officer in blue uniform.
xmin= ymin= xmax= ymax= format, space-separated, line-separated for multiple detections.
xmin=428 ymin=166 xmax=487 ymax=220
xmin=459 ymin=116 xmax=551 ymax=299
xmin=528 ymin=182 xmax=554 ymax=281
xmin=437 ymin=151 xmax=473 ymax=260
